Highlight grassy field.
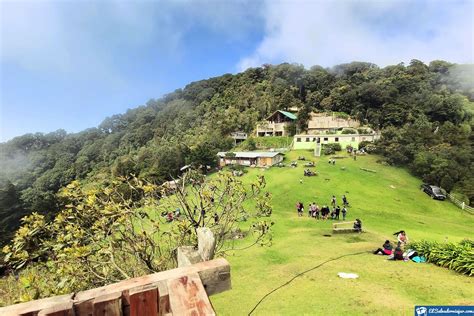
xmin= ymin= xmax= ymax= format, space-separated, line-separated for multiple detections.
xmin=211 ymin=150 xmax=474 ymax=315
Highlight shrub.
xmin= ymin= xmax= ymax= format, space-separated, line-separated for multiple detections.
xmin=409 ymin=239 xmax=474 ymax=276
xmin=322 ymin=143 xmax=341 ymax=155
xmin=341 ymin=128 xmax=357 ymax=134
xmin=358 ymin=140 xmax=371 ymax=150
xmin=357 ymin=128 xmax=370 ymax=134
xmin=244 ymin=138 xmax=257 ymax=151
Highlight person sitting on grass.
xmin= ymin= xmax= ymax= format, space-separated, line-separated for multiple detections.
xmin=388 ymin=246 xmax=404 ymax=260
xmin=353 ymin=219 xmax=362 ymax=232
xmin=373 ymin=240 xmax=393 ymax=255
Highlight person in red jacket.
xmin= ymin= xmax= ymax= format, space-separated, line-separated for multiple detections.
xmin=373 ymin=240 xmax=393 ymax=255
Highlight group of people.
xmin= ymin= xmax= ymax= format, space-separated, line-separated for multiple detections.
xmin=296 ymin=195 xmax=349 ymax=220
xmin=303 ymin=169 xmax=317 ymax=176
xmin=373 ymin=230 xmax=409 ymax=260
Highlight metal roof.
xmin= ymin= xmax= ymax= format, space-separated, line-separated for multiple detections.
xmin=217 ymin=151 xmax=284 ymax=158
xmin=278 ymin=110 xmax=297 ymax=120
xmin=266 ymin=110 xmax=297 ymax=120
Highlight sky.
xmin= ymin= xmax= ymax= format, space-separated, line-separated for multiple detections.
xmin=1 ymin=0 xmax=473 ymax=142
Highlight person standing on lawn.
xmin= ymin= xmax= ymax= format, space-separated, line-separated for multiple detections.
xmin=342 ymin=206 xmax=347 ymax=220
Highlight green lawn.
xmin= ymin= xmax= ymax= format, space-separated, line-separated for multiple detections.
xmin=211 ymin=150 xmax=474 ymax=315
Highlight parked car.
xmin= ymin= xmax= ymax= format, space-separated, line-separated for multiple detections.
xmin=420 ymin=184 xmax=446 ymax=200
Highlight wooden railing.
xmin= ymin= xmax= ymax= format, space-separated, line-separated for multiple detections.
xmin=447 ymin=193 xmax=474 ymax=215
xmin=0 ymin=258 xmax=231 ymax=316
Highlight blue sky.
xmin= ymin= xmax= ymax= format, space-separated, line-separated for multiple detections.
xmin=1 ymin=0 xmax=472 ymax=142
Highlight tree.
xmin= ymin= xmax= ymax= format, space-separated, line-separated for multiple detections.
xmin=163 ymin=170 xmax=273 ymax=256
xmin=2 ymin=171 xmax=273 ymax=300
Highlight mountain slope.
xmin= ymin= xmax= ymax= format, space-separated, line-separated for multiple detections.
xmin=1 ymin=60 xmax=473 ymax=245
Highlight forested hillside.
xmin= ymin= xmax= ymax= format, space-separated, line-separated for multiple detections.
xmin=1 ymin=60 xmax=473 ymax=245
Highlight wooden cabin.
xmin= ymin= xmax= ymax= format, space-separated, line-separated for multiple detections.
xmin=256 ymin=110 xmax=297 ymax=137
xmin=217 ymin=151 xmax=284 ymax=167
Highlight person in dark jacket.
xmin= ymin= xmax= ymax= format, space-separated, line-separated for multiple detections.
xmin=373 ymin=240 xmax=393 ymax=255
xmin=390 ymin=247 xmax=404 ymax=260
xmin=335 ymin=205 xmax=341 ymax=220
xmin=353 ymin=219 xmax=362 ymax=232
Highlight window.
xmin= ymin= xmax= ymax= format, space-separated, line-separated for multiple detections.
xmin=313 ymin=138 xmax=316 ymax=142
xmin=323 ymin=137 xmax=328 ymax=141
xmin=306 ymin=138 xmax=310 ymax=142
xmin=335 ymin=137 xmax=339 ymax=142
xmin=297 ymin=138 xmax=301 ymax=142
xmin=352 ymin=137 xmax=355 ymax=142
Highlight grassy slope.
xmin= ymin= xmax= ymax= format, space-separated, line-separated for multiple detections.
xmin=211 ymin=150 xmax=474 ymax=315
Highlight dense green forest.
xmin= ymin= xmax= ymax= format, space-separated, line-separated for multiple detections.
xmin=1 ymin=60 xmax=473 ymax=246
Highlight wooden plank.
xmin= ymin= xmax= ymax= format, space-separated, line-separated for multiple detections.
xmin=75 ymin=258 xmax=230 ymax=303
xmin=1 ymin=259 xmax=231 ymax=316
xmin=38 ymin=301 xmax=74 ymax=316
xmin=74 ymin=298 xmax=94 ymax=316
xmin=0 ymin=294 xmax=74 ymax=316
xmin=333 ymin=228 xmax=358 ymax=234
xmin=167 ymin=273 xmax=215 ymax=316
xmin=157 ymin=281 xmax=170 ymax=316
xmin=129 ymin=285 xmax=158 ymax=316
xmin=92 ymin=292 xmax=122 ymax=316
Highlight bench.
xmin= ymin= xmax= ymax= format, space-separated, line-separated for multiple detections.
xmin=332 ymin=222 xmax=361 ymax=234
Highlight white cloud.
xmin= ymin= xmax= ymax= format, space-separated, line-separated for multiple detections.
xmin=0 ymin=0 xmax=261 ymax=80
xmin=238 ymin=0 xmax=474 ymax=71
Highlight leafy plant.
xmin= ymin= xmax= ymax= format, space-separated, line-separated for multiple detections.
xmin=2 ymin=171 xmax=273 ymax=303
xmin=409 ymin=239 xmax=474 ymax=276
xmin=322 ymin=143 xmax=342 ymax=155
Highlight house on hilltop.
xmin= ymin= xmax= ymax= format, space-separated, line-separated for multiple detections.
xmin=293 ymin=132 xmax=379 ymax=150
xmin=217 ymin=151 xmax=284 ymax=167
xmin=307 ymin=112 xmax=360 ymax=133
xmin=230 ymin=131 xmax=248 ymax=145
xmin=256 ymin=110 xmax=297 ymax=137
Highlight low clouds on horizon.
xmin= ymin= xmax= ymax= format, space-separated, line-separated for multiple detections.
xmin=238 ymin=0 xmax=474 ymax=70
